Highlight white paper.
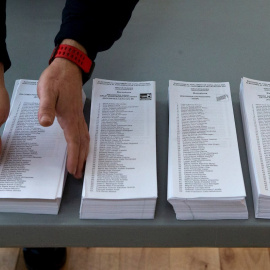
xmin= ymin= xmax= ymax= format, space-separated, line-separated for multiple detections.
xmin=168 ymin=80 xmax=246 ymax=199
xmin=0 ymin=80 xmax=67 ymax=199
xmin=240 ymin=77 xmax=270 ymax=197
xmin=82 ymin=78 xmax=157 ymax=200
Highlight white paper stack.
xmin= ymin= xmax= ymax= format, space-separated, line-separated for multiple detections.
xmin=0 ymin=80 xmax=68 ymax=214
xmin=80 ymin=78 xmax=157 ymax=219
xmin=167 ymin=80 xmax=248 ymax=220
xmin=240 ymin=77 xmax=270 ymax=218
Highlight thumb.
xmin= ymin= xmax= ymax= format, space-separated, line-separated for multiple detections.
xmin=37 ymin=84 xmax=57 ymax=127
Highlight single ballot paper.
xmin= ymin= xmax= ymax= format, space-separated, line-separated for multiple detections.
xmin=0 ymin=80 xmax=68 ymax=214
xmin=167 ymin=80 xmax=248 ymax=220
xmin=80 ymin=78 xmax=157 ymax=219
xmin=240 ymin=77 xmax=270 ymax=218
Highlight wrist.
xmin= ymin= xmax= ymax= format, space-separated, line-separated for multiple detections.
xmin=47 ymin=57 xmax=83 ymax=87
xmin=51 ymin=57 xmax=82 ymax=73
xmin=49 ymin=40 xmax=94 ymax=84
xmin=61 ymin=39 xmax=87 ymax=54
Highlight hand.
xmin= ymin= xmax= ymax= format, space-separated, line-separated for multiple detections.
xmin=37 ymin=40 xmax=90 ymax=179
xmin=0 ymin=63 xmax=10 ymax=153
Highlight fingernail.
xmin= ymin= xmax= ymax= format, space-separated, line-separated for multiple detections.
xmin=40 ymin=115 xmax=52 ymax=125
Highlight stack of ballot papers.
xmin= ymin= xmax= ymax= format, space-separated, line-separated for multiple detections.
xmin=240 ymin=77 xmax=270 ymax=219
xmin=80 ymin=78 xmax=157 ymax=219
xmin=0 ymin=79 xmax=71 ymax=214
xmin=167 ymin=80 xmax=248 ymax=220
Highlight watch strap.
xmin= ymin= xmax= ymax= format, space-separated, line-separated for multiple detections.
xmin=49 ymin=44 xmax=92 ymax=73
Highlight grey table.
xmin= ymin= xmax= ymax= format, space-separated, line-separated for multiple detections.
xmin=1 ymin=0 xmax=270 ymax=247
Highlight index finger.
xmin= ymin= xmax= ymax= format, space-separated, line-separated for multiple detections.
xmin=60 ymin=116 xmax=81 ymax=177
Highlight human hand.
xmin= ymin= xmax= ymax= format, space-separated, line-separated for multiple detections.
xmin=0 ymin=63 xmax=10 ymax=153
xmin=37 ymin=41 xmax=90 ymax=179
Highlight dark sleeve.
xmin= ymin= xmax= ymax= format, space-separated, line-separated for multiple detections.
xmin=54 ymin=0 xmax=139 ymax=61
xmin=0 ymin=0 xmax=11 ymax=72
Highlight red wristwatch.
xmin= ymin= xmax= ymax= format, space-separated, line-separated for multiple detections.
xmin=49 ymin=44 xmax=94 ymax=84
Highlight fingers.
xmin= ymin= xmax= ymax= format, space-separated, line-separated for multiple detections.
xmin=60 ymin=113 xmax=90 ymax=179
xmin=74 ymin=117 xmax=90 ymax=178
xmin=37 ymin=81 xmax=57 ymax=127
xmin=65 ymin=126 xmax=80 ymax=177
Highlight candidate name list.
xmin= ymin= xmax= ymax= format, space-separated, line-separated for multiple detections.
xmin=91 ymin=102 xmax=140 ymax=193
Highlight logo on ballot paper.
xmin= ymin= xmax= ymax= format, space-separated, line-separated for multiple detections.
xmin=216 ymin=94 xmax=229 ymax=102
xmin=140 ymin=93 xmax=152 ymax=100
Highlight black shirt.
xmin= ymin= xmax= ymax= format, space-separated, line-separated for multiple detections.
xmin=55 ymin=0 xmax=139 ymax=61
xmin=0 ymin=0 xmax=139 ymax=72
xmin=0 ymin=0 xmax=11 ymax=72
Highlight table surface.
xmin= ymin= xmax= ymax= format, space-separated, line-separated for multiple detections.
xmin=1 ymin=0 xmax=270 ymax=247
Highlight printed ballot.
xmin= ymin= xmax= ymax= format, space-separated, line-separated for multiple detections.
xmin=0 ymin=80 xmax=69 ymax=214
xmin=80 ymin=78 xmax=157 ymax=219
xmin=240 ymin=77 xmax=270 ymax=218
xmin=167 ymin=80 xmax=248 ymax=220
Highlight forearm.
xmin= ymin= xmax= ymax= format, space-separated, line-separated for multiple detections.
xmin=55 ymin=0 xmax=139 ymax=60
xmin=60 ymin=39 xmax=87 ymax=54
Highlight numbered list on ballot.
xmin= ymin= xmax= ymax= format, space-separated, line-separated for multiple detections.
xmin=0 ymin=80 xmax=67 ymax=200
xmin=82 ymin=79 xmax=157 ymax=200
xmin=168 ymin=80 xmax=246 ymax=199
xmin=240 ymin=77 xmax=270 ymax=197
